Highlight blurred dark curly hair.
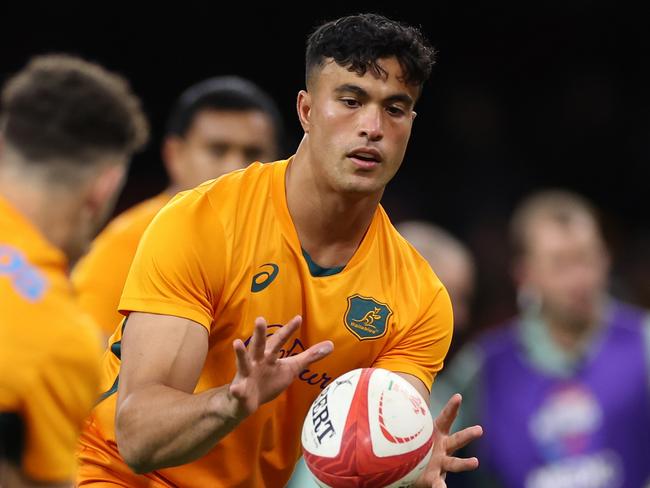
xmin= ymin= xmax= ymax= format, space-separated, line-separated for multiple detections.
xmin=1 ymin=53 xmax=148 ymax=164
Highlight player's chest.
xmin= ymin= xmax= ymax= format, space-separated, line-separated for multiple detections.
xmin=211 ymin=246 xmax=401 ymax=368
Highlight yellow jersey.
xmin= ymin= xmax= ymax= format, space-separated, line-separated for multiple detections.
xmin=77 ymin=159 xmax=453 ymax=487
xmin=0 ymin=194 xmax=102 ymax=482
xmin=72 ymin=192 xmax=171 ymax=336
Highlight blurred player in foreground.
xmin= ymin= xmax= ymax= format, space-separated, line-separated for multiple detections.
xmin=77 ymin=14 xmax=482 ymax=487
xmin=0 ymin=54 xmax=148 ymax=487
xmin=72 ymin=76 xmax=282 ymax=337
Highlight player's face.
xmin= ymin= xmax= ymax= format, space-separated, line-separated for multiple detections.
xmin=301 ymin=57 xmax=418 ymax=194
xmin=522 ymin=217 xmax=609 ymax=326
xmin=166 ymin=109 xmax=277 ymax=190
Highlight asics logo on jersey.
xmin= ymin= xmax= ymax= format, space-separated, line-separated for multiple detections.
xmin=251 ymin=263 xmax=279 ymax=292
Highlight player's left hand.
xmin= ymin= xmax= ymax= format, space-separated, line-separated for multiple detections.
xmin=414 ymin=393 xmax=483 ymax=488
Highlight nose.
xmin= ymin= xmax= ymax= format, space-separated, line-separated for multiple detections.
xmin=358 ymin=105 xmax=384 ymax=142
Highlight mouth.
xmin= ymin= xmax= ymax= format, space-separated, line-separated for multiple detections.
xmin=346 ymin=148 xmax=382 ymax=169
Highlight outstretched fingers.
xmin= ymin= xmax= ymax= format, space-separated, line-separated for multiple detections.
xmin=434 ymin=393 xmax=462 ymax=436
xmin=232 ymin=338 xmax=252 ymax=377
xmin=442 ymin=455 xmax=479 ymax=473
xmin=249 ymin=317 xmax=268 ymax=361
xmin=267 ymin=315 xmax=302 ymax=356
xmin=445 ymin=425 xmax=483 ymax=454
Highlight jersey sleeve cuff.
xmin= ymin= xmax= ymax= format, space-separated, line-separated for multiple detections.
xmin=118 ymin=297 xmax=212 ymax=332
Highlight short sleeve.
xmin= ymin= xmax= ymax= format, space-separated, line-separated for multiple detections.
xmin=118 ymin=190 xmax=227 ymax=332
xmin=373 ymin=283 xmax=453 ymax=391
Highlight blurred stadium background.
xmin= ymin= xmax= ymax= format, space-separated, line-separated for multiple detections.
xmin=3 ymin=2 xmax=649 ymax=336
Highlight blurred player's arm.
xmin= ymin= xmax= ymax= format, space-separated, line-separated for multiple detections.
xmin=0 ymin=462 xmax=71 ymax=488
xmin=115 ymin=313 xmax=332 ymax=474
xmin=0 ymin=413 xmax=67 ymax=487
xmin=0 ymin=329 xmax=101 ymax=487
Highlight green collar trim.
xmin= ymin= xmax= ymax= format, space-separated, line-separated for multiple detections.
xmin=302 ymin=248 xmax=345 ymax=277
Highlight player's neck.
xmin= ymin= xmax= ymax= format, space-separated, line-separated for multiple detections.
xmin=287 ymin=144 xmax=382 ymax=268
xmin=166 ymin=183 xmax=181 ymax=195
xmin=0 ymin=166 xmax=84 ymax=262
xmin=543 ymin=305 xmax=602 ymax=355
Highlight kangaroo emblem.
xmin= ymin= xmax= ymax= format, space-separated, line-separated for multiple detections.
xmin=344 ymin=295 xmax=393 ymax=341
xmin=351 ymin=307 xmax=383 ymax=329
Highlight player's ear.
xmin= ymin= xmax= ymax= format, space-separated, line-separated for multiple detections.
xmin=162 ymin=135 xmax=183 ymax=184
xmin=412 ymin=111 xmax=417 ymax=121
xmin=297 ymin=90 xmax=312 ymax=133
xmin=85 ymin=160 xmax=127 ymax=215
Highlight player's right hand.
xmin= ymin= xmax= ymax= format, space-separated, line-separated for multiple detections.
xmin=228 ymin=315 xmax=333 ymax=417
xmin=414 ymin=393 xmax=482 ymax=488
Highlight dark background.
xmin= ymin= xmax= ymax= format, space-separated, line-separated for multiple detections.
xmin=3 ymin=2 xmax=650 ymax=332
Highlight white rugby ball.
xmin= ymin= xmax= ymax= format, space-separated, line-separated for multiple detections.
xmin=301 ymin=368 xmax=434 ymax=487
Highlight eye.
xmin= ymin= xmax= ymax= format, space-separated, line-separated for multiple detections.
xmin=386 ymin=105 xmax=406 ymax=117
xmin=208 ymin=143 xmax=229 ymax=157
xmin=340 ymin=98 xmax=360 ymax=108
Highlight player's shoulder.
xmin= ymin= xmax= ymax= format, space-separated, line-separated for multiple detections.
xmin=96 ymin=193 xmax=170 ymax=247
xmin=163 ymin=160 xmax=281 ymax=219
xmin=118 ymin=192 xmax=170 ymax=227
xmin=138 ymin=162 xmax=281 ymax=246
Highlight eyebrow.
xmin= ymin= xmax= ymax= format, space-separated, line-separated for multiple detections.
xmin=334 ymin=83 xmax=415 ymax=107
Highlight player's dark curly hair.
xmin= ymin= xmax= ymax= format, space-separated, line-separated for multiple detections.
xmin=306 ymin=13 xmax=436 ymax=88
xmin=1 ymin=54 xmax=149 ymax=164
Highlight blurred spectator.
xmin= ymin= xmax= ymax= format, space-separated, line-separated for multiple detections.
xmin=432 ymin=189 xmax=650 ymax=488
xmin=396 ymin=220 xmax=476 ymax=350
xmin=71 ymin=76 xmax=283 ymax=337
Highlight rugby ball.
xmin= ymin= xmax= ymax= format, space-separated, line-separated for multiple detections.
xmin=301 ymin=368 xmax=434 ymax=487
